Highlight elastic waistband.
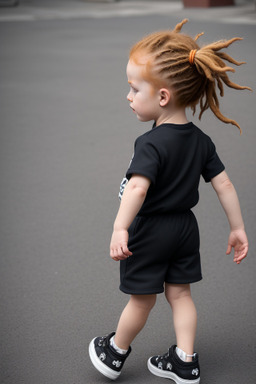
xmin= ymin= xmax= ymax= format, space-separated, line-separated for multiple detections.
xmin=137 ymin=210 xmax=192 ymax=218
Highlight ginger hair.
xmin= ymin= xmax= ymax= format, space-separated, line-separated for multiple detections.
xmin=129 ymin=19 xmax=252 ymax=134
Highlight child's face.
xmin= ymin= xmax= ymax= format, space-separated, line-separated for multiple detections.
xmin=126 ymin=60 xmax=161 ymax=123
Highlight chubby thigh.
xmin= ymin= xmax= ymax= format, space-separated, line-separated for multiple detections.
xmin=119 ymin=211 xmax=202 ymax=295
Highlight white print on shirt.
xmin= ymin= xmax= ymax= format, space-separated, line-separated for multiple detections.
xmin=118 ymin=154 xmax=134 ymax=200
xmin=119 ymin=177 xmax=128 ymax=200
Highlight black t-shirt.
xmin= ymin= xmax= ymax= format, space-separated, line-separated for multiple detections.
xmin=120 ymin=122 xmax=225 ymax=215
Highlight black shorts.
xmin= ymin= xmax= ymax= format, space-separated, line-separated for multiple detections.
xmin=120 ymin=211 xmax=202 ymax=295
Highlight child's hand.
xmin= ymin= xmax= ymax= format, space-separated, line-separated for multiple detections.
xmin=110 ymin=229 xmax=133 ymax=261
xmin=226 ymin=229 xmax=248 ymax=264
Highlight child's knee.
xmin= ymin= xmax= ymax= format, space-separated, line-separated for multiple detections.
xmin=130 ymin=294 xmax=156 ymax=311
xmin=165 ymin=284 xmax=191 ymax=306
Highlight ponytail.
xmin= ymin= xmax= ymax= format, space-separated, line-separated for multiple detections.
xmin=129 ymin=19 xmax=252 ymax=133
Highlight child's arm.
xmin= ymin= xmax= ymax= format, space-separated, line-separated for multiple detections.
xmin=211 ymin=170 xmax=248 ymax=264
xmin=110 ymin=174 xmax=151 ymax=261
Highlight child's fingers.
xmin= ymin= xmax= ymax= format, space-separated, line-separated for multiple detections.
xmin=235 ymin=246 xmax=248 ymax=262
xmin=110 ymin=244 xmax=132 ymax=261
xmin=110 ymin=247 xmax=123 ymax=260
xmin=233 ymin=245 xmax=248 ymax=264
xmin=121 ymin=245 xmax=133 ymax=257
xmin=226 ymin=244 xmax=232 ymax=255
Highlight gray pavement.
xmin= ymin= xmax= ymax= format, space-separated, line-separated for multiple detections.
xmin=0 ymin=1 xmax=256 ymax=383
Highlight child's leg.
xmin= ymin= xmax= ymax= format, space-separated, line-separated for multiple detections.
xmin=114 ymin=294 xmax=157 ymax=350
xmin=165 ymin=283 xmax=197 ymax=359
xmin=89 ymin=294 xmax=156 ymax=380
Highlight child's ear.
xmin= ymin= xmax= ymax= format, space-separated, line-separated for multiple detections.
xmin=159 ymin=88 xmax=171 ymax=107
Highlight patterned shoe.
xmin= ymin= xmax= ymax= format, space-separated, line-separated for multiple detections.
xmin=89 ymin=332 xmax=131 ymax=380
xmin=147 ymin=345 xmax=200 ymax=384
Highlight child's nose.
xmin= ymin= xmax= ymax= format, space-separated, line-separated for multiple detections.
xmin=127 ymin=92 xmax=132 ymax=102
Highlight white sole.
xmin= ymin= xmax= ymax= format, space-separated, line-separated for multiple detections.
xmin=147 ymin=358 xmax=200 ymax=384
xmin=89 ymin=338 xmax=121 ymax=381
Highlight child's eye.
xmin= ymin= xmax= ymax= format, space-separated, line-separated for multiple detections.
xmin=131 ymin=86 xmax=138 ymax=94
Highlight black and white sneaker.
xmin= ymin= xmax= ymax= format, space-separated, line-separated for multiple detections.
xmin=148 ymin=345 xmax=200 ymax=384
xmin=89 ymin=332 xmax=131 ymax=380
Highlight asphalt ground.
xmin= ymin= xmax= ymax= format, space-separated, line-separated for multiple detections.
xmin=0 ymin=1 xmax=256 ymax=383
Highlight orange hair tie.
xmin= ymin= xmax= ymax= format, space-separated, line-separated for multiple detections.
xmin=189 ymin=49 xmax=197 ymax=65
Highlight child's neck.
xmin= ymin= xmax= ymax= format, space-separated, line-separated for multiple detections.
xmin=156 ymin=109 xmax=188 ymax=126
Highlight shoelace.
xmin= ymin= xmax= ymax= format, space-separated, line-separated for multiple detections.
xmin=157 ymin=351 xmax=170 ymax=362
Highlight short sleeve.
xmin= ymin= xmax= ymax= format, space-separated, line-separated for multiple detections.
xmin=126 ymin=135 xmax=160 ymax=184
xmin=202 ymin=139 xmax=225 ymax=182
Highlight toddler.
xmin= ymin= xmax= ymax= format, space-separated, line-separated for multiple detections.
xmin=89 ymin=19 xmax=250 ymax=383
